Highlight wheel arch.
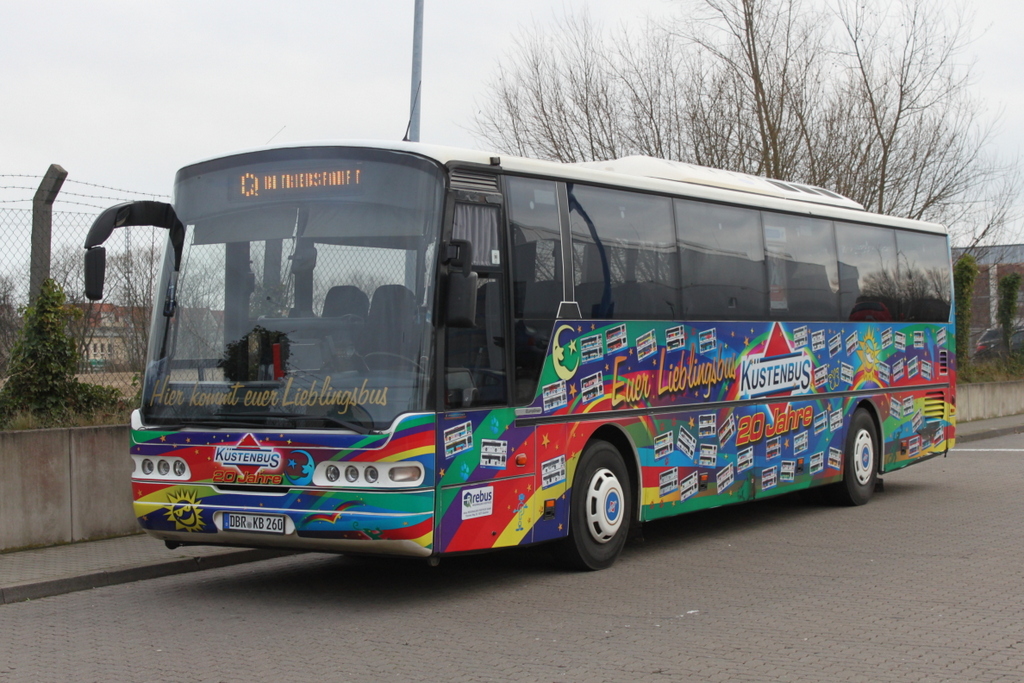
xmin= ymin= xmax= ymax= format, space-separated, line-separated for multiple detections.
xmin=585 ymin=423 xmax=642 ymax=522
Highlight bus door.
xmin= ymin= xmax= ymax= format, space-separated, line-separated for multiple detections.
xmin=436 ymin=199 xmax=536 ymax=554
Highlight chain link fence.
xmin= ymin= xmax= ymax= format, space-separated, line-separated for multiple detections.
xmin=0 ymin=172 xmax=165 ymax=397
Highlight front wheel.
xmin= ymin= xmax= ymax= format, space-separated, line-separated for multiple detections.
xmin=826 ymin=408 xmax=878 ymax=506
xmin=553 ymin=440 xmax=632 ymax=571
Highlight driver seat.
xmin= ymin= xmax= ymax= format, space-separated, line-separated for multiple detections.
xmin=323 ymin=285 xmax=369 ymax=319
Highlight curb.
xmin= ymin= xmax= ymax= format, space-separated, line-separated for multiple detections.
xmin=956 ymin=424 xmax=1024 ymax=444
xmin=0 ymin=548 xmax=296 ymax=605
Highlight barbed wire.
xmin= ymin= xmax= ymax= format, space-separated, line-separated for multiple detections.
xmin=65 ymin=178 xmax=168 ymax=198
xmin=1 ymin=175 xmax=168 ymax=200
xmin=0 ymin=185 xmax=162 ymax=203
xmin=0 ymin=198 xmax=107 ymax=209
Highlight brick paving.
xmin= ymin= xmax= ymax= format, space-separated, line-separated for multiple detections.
xmin=1 ymin=427 xmax=1023 ymax=681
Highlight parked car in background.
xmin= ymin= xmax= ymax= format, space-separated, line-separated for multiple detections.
xmin=974 ymin=327 xmax=1024 ymax=360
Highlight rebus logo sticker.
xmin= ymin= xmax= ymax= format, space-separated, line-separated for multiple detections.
xmin=461 ymin=486 xmax=494 ymax=520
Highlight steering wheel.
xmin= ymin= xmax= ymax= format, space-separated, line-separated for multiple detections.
xmin=363 ymin=352 xmax=425 ymax=373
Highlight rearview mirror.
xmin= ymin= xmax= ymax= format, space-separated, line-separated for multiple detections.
xmin=84 ymin=247 xmax=107 ymax=301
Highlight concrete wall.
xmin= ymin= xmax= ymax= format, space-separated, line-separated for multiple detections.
xmin=959 ymin=380 xmax=1024 ymax=423
xmin=0 ymin=425 xmax=136 ymax=552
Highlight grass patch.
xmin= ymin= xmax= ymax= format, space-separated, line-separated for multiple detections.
xmin=960 ymin=356 xmax=1024 ymax=383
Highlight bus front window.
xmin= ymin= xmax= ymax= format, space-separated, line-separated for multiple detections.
xmin=141 ymin=147 xmax=445 ymax=431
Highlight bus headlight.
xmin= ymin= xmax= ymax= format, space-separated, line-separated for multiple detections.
xmin=142 ymin=459 xmax=154 ymax=475
xmin=173 ymin=460 xmax=187 ymax=477
xmin=157 ymin=459 xmax=170 ymax=476
xmin=325 ymin=464 xmax=340 ymax=482
xmin=345 ymin=466 xmax=359 ymax=483
xmin=364 ymin=466 xmax=379 ymax=483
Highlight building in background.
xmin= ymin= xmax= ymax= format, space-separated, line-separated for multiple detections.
xmin=954 ymin=245 xmax=1024 ymax=353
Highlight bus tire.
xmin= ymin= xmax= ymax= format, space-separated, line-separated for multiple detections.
xmin=827 ymin=408 xmax=878 ymax=506
xmin=553 ymin=439 xmax=631 ymax=571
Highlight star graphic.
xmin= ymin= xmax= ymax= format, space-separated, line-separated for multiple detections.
xmin=440 ymin=468 xmax=446 ymax=477
xmin=558 ymin=523 xmax=564 ymax=531
xmin=688 ymin=416 xmax=695 ymax=428
xmin=590 ymin=324 xmax=596 ymax=330
xmin=744 ymin=337 xmax=750 ymax=345
xmin=605 ymin=364 xmax=610 ymax=371
xmin=569 ymin=338 xmax=578 ymax=353
xmin=629 ymin=348 xmax=634 ymax=355
xmin=541 ymin=434 xmax=550 ymax=447
xmin=577 ymin=325 xmax=583 ymax=333
xmin=185 ymin=437 xmax=191 ymax=443
xmin=160 ymin=435 xmax=166 ymax=442
xmin=784 ymin=439 xmax=789 ymax=448
xmin=569 ymin=384 xmax=578 ymax=398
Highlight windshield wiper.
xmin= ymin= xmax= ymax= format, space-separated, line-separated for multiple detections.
xmin=291 ymin=415 xmax=379 ymax=435
xmin=146 ymin=413 xmax=378 ymax=434
xmin=173 ymin=415 xmax=296 ymax=429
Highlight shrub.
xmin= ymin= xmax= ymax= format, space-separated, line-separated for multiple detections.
xmin=0 ymin=279 xmax=125 ymax=428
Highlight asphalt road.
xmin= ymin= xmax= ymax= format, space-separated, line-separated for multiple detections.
xmin=1 ymin=434 xmax=1022 ymax=683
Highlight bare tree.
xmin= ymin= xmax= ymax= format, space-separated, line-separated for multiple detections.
xmin=471 ymin=0 xmax=1020 ymax=245
xmin=105 ymin=234 xmax=162 ymax=372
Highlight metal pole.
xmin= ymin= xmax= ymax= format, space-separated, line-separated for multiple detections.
xmin=30 ymin=164 xmax=68 ymax=304
xmin=408 ymin=0 xmax=424 ymax=142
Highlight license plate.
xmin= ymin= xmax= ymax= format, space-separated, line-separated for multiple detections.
xmin=223 ymin=512 xmax=286 ymax=534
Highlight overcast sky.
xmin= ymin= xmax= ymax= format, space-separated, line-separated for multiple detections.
xmin=2 ymin=0 xmax=1022 ymax=235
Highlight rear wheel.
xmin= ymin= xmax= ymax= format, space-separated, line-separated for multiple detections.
xmin=826 ymin=408 xmax=878 ymax=506
xmin=553 ymin=440 xmax=631 ymax=571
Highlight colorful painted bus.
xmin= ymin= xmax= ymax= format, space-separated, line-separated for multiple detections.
xmin=83 ymin=142 xmax=954 ymax=570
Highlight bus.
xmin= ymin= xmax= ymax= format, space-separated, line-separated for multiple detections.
xmin=83 ymin=141 xmax=954 ymax=570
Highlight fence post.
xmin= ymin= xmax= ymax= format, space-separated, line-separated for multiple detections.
xmin=30 ymin=164 xmax=68 ymax=304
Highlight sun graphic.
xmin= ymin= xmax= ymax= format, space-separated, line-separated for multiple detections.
xmin=855 ymin=328 xmax=882 ymax=386
xmin=163 ymin=489 xmax=206 ymax=532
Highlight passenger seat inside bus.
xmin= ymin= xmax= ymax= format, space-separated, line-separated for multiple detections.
xmin=319 ymin=285 xmax=369 ymax=371
xmin=362 ymin=284 xmax=419 ymax=362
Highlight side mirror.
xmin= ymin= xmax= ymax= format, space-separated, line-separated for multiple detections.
xmin=83 ymin=201 xmax=185 ymax=310
xmin=84 ymin=247 xmax=107 ymax=300
xmin=445 ymin=239 xmax=477 ymax=328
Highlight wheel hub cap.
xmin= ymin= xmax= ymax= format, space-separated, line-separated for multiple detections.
xmin=852 ymin=429 xmax=874 ymax=485
xmin=585 ymin=467 xmax=624 ymax=544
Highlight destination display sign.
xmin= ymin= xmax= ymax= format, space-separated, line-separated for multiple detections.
xmin=234 ymin=167 xmax=363 ymax=200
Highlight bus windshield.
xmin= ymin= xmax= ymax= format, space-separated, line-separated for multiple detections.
xmin=141 ymin=147 xmax=445 ymax=431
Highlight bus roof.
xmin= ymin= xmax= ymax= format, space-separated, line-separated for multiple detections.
xmin=186 ymin=140 xmax=948 ymax=235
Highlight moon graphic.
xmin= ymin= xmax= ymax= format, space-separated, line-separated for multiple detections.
xmin=552 ymin=324 xmax=580 ymax=380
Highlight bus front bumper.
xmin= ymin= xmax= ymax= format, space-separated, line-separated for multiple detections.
xmin=134 ymin=485 xmax=435 ymax=558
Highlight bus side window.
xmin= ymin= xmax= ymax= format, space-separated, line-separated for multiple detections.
xmin=836 ymin=223 xmax=899 ymax=321
xmin=676 ymin=200 xmax=767 ymax=321
xmin=568 ymin=185 xmax=678 ymax=321
xmin=508 ymin=178 xmax=563 ymax=405
xmin=762 ymin=212 xmax=839 ymax=322
xmin=895 ymin=231 xmax=952 ymax=322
